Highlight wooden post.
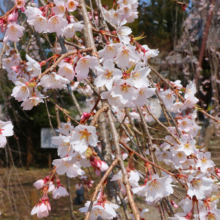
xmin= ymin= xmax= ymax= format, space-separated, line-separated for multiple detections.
xmin=48 ymin=152 xmax=52 ymax=169
xmin=31 ymin=190 xmax=38 ymax=220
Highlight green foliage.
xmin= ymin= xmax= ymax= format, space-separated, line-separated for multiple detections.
xmin=137 ymin=0 xmax=188 ymax=51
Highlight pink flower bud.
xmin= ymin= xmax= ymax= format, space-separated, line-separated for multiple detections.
xmin=170 ymin=200 xmax=178 ymax=208
xmin=11 ymin=65 xmax=19 ymax=72
xmin=8 ymin=11 xmax=19 ymax=22
xmin=81 ymin=112 xmax=91 ymax=121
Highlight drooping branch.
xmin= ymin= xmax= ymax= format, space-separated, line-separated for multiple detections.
xmin=84 ymin=159 xmax=119 ymax=220
xmin=106 ymin=106 xmax=141 ymax=220
xmin=37 ymin=48 xmax=93 ymax=80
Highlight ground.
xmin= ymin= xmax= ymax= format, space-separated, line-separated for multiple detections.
xmin=0 ymin=164 xmax=184 ymax=220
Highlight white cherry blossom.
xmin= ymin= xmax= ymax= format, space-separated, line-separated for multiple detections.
xmin=52 ymin=159 xmax=85 ymax=178
xmin=11 ymin=81 xmax=30 ymax=102
xmin=26 ymin=54 xmax=41 ymax=76
xmin=4 ymin=23 xmax=25 ymax=42
xmin=116 ymin=19 xmax=132 ymax=44
xmin=58 ymin=61 xmax=75 ymax=81
xmin=63 ymin=22 xmax=84 ymax=38
xmin=48 ymin=15 xmax=68 ymax=36
xmin=187 ymin=175 xmax=213 ymax=199
xmin=65 ymin=0 xmax=79 ymax=12
xmin=0 ymin=120 xmax=14 ymax=148
xmin=75 ymin=55 xmax=99 ymax=81
xmin=111 ymin=79 xmax=138 ymax=104
xmin=195 ymin=152 xmax=215 ymax=173
xmin=94 ymin=59 xmax=122 ymax=90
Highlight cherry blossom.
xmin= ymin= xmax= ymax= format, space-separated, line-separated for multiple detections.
xmin=31 ymin=199 xmax=51 ymax=219
xmin=0 ymin=120 xmax=14 ymax=148
xmin=116 ymin=19 xmax=132 ymax=44
xmin=111 ymin=79 xmax=138 ymax=104
xmin=94 ymin=59 xmax=122 ymax=90
xmin=187 ymin=175 xmax=213 ymax=199
xmin=4 ymin=23 xmax=25 ymax=42
xmin=52 ymin=158 xmax=85 ymax=178
xmin=133 ymin=174 xmax=174 ymax=202
xmin=48 ymin=15 xmax=68 ymax=36
xmin=58 ymin=61 xmax=75 ymax=81
xmin=75 ymin=55 xmax=99 ymax=81
xmin=63 ymin=22 xmax=84 ymax=39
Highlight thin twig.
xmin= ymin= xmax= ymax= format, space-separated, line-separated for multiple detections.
xmin=37 ymin=48 xmax=93 ymax=80
xmin=119 ymin=141 xmax=175 ymax=177
xmin=84 ymin=159 xmax=119 ymax=220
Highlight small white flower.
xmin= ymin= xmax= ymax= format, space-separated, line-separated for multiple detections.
xmin=53 ymin=185 xmax=69 ymax=199
xmin=21 ymin=94 xmax=44 ymax=110
xmin=48 ymin=15 xmax=68 ymax=36
xmin=133 ymin=174 xmax=174 ymax=202
xmin=94 ymin=59 xmax=122 ymax=90
xmin=63 ymin=22 xmax=84 ymax=38
xmin=52 ymin=159 xmax=85 ymax=178
xmin=65 ymin=0 xmax=79 ymax=12
xmin=111 ymin=79 xmax=138 ymax=104
xmin=80 ymin=200 xmax=119 ymax=220
xmin=195 ymin=152 xmax=215 ymax=173
xmin=98 ymin=43 xmax=122 ymax=60
xmin=40 ymin=72 xmax=70 ymax=89
xmin=0 ymin=120 xmax=14 ymax=148
xmin=57 ymin=121 xmax=74 ymax=136
xmin=11 ymin=81 xmax=30 ymax=102
xmin=116 ymin=19 xmax=132 ymax=44
xmin=4 ymin=23 xmax=25 ymax=42
xmin=75 ymin=55 xmax=99 ymax=81
xmin=187 ymin=175 xmax=213 ymax=200
xmin=26 ymin=54 xmax=41 ymax=77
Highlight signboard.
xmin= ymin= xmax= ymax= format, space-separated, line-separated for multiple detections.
xmin=41 ymin=128 xmax=58 ymax=149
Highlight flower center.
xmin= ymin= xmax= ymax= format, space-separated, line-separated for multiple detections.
xmin=16 ymin=0 xmax=23 ymax=7
xmin=182 ymin=121 xmax=187 ymax=126
xmin=9 ymin=26 xmax=18 ymax=35
xmin=104 ymin=70 xmax=113 ymax=79
xmin=138 ymin=88 xmax=145 ymax=95
xmin=57 ymin=5 xmax=65 ymax=13
xmin=63 ymin=161 xmax=72 ymax=167
xmin=120 ymin=83 xmax=130 ymax=93
xmin=207 ymin=213 xmax=216 ymax=220
xmin=69 ymin=1 xmax=76 ymax=8
xmin=132 ymin=71 xmax=141 ymax=80
xmin=184 ymin=143 xmax=190 ymax=149
xmin=30 ymin=99 xmax=38 ymax=106
xmin=79 ymin=129 xmax=91 ymax=141
xmin=51 ymin=17 xmax=59 ymax=26
xmin=166 ymin=93 xmax=172 ymax=100
xmin=176 ymin=152 xmax=184 ymax=159
xmin=92 ymin=208 xmax=102 ymax=216
xmin=191 ymin=179 xmax=202 ymax=188
xmin=80 ymin=58 xmax=90 ymax=67
xmin=149 ymin=179 xmax=161 ymax=190
xmin=36 ymin=16 xmax=45 ymax=25
xmin=21 ymin=86 xmax=27 ymax=94
xmin=106 ymin=46 xmax=114 ymax=53
xmin=64 ymin=67 xmax=72 ymax=74
xmin=121 ymin=49 xmax=129 ymax=57
xmin=201 ymin=157 xmax=208 ymax=164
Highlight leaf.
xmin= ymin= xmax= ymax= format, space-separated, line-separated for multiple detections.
xmin=133 ymin=32 xmax=146 ymax=41
xmin=206 ymin=103 xmax=215 ymax=112
xmin=85 ymin=147 xmax=93 ymax=158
